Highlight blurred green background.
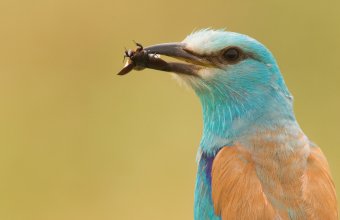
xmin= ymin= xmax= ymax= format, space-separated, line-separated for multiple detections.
xmin=0 ymin=0 xmax=339 ymax=219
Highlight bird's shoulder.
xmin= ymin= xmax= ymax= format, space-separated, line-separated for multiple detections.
xmin=211 ymin=143 xmax=338 ymax=219
xmin=211 ymin=145 xmax=277 ymax=219
xmin=303 ymin=144 xmax=338 ymax=219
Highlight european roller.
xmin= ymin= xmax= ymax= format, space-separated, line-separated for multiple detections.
xmin=119 ymin=29 xmax=338 ymax=219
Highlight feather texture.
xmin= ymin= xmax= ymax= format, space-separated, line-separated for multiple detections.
xmin=211 ymin=143 xmax=337 ymax=220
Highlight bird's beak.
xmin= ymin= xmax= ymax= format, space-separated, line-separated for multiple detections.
xmin=143 ymin=42 xmax=206 ymax=76
xmin=145 ymin=43 xmax=204 ymax=65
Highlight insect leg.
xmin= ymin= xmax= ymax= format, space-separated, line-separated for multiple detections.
xmin=133 ymin=40 xmax=143 ymax=51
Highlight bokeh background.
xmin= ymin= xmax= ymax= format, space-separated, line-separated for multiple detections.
xmin=0 ymin=0 xmax=339 ymax=219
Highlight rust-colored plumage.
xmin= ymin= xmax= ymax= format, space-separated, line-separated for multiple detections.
xmin=303 ymin=146 xmax=338 ymax=219
xmin=212 ymin=144 xmax=338 ymax=220
xmin=212 ymin=145 xmax=277 ymax=219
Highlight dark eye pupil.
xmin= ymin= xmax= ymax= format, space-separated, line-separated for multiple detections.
xmin=223 ymin=48 xmax=239 ymax=61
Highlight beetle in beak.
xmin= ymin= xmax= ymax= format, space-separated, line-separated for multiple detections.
xmin=117 ymin=42 xmax=210 ymax=77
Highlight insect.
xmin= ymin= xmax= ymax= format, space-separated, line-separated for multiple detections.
xmin=117 ymin=42 xmax=181 ymax=76
xmin=117 ymin=42 xmax=151 ymax=75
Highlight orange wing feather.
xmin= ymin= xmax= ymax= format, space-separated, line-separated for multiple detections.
xmin=303 ymin=146 xmax=338 ymax=219
xmin=211 ymin=145 xmax=338 ymax=220
xmin=211 ymin=146 xmax=277 ymax=219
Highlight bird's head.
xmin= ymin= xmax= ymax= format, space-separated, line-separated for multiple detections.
xmin=145 ymin=29 xmax=293 ymax=114
xmin=145 ymin=29 xmax=290 ymax=99
xmin=143 ymin=29 xmax=296 ymax=152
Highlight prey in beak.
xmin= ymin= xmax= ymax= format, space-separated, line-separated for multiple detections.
xmin=117 ymin=42 xmax=206 ymax=76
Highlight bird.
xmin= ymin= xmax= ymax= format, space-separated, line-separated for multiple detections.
xmin=119 ymin=29 xmax=338 ymax=219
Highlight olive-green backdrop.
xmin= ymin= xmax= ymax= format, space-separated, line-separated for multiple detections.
xmin=0 ymin=0 xmax=339 ymax=219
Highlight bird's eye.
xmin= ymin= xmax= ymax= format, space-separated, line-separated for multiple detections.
xmin=223 ymin=48 xmax=240 ymax=62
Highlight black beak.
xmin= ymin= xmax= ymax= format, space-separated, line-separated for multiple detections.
xmin=141 ymin=42 xmax=206 ymax=76
xmin=144 ymin=43 xmax=205 ymax=66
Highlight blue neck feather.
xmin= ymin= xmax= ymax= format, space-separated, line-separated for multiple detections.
xmin=194 ymin=61 xmax=296 ymax=156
